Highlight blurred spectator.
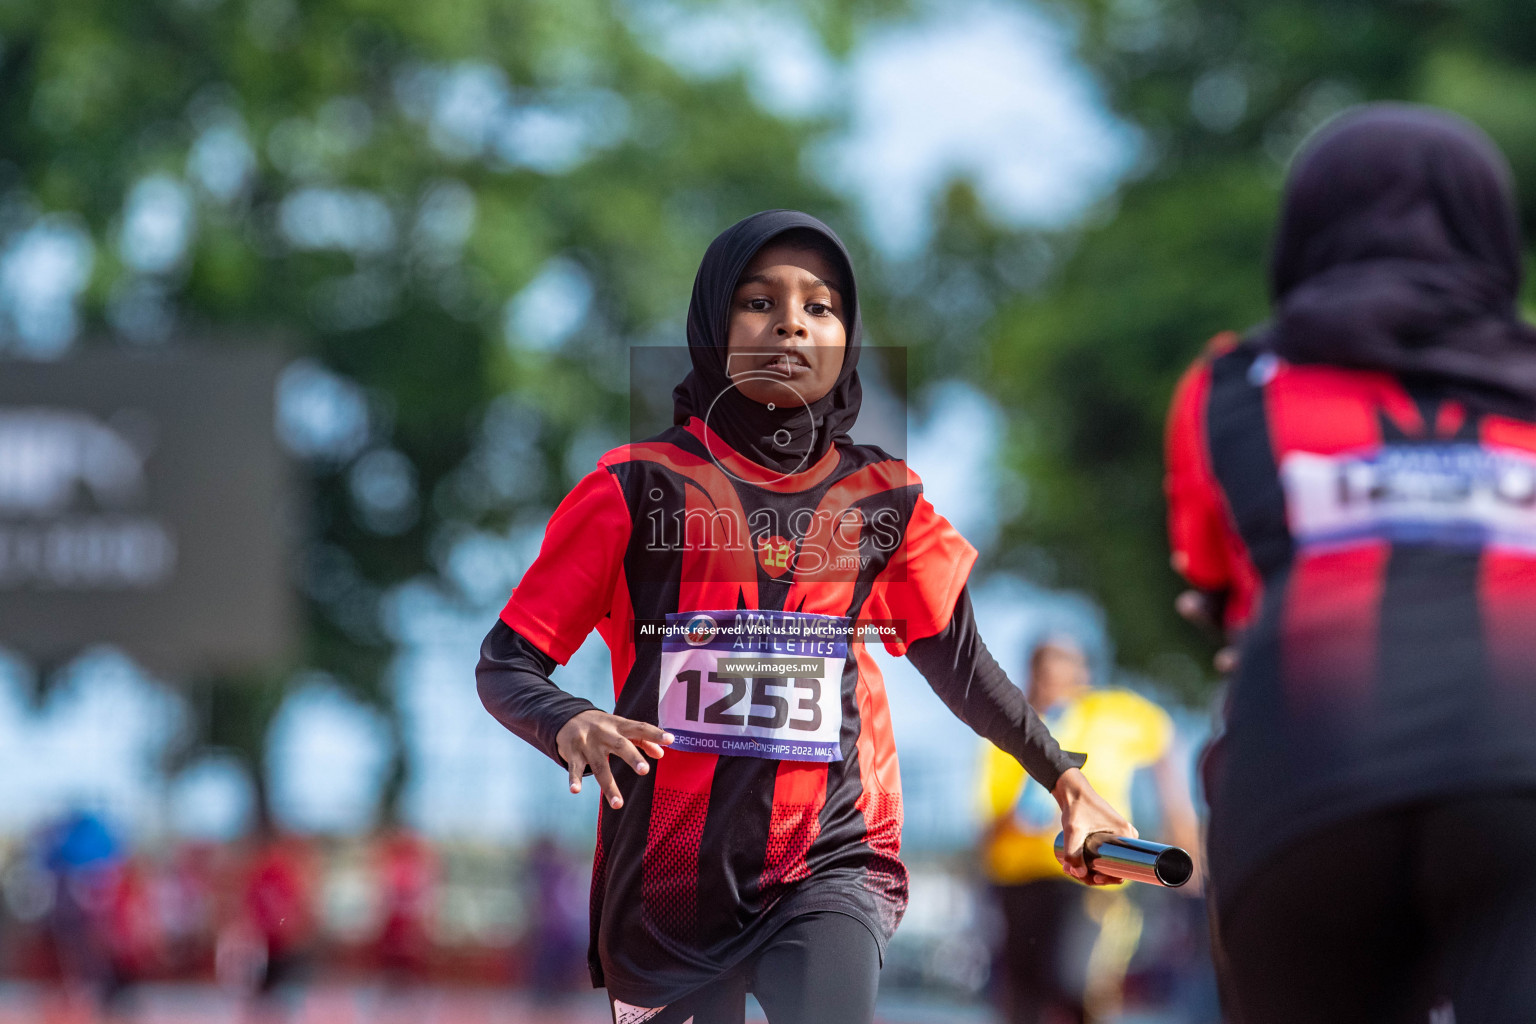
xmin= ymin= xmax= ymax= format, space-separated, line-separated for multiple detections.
xmin=41 ymin=809 xmax=123 ymax=1005
xmin=162 ymin=841 xmax=221 ymax=977
xmin=372 ymin=828 xmax=437 ymax=984
xmin=976 ymin=636 xmax=1200 ymax=1023
xmin=525 ymin=836 xmax=588 ymax=997
xmin=238 ymin=828 xmax=318 ymax=1011
xmin=102 ymin=853 xmax=163 ymax=993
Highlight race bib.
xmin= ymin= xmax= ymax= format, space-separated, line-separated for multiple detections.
xmin=1281 ymin=444 xmax=1536 ymax=551
xmin=658 ymin=609 xmax=846 ymax=762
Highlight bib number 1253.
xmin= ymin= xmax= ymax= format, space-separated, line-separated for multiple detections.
xmin=657 ymin=610 xmax=845 ymax=762
xmin=673 ymin=670 xmax=822 ymax=732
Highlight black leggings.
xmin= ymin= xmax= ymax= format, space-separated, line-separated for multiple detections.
xmin=608 ymin=911 xmax=881 ymax=1024
xmin=1218 ymin=794 xmax=1536 ymax=1024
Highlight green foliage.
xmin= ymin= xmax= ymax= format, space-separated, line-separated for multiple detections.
xmin=0 ymin=0 xmax=911 ymax=817
xmin=983 ymin=0 xmax=1536 ymax=697
xmin=22 ymin=0 xmax=1536 ymax=805
xmin=988 ymin=166 xmax=1271 ymax=682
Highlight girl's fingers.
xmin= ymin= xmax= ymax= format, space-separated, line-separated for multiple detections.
xmin=636 ymin=739 xmax=667 ymax=760
xmin=567 ymin=755 xmax=584 ymax=795
xmin=618 ymin=719 xmax=675 ymax=746
xmin=592 ymin=758 xmax=623 ymax=809
xmin=612 ymin=736 xmax=648 ymax=775
xmin=1058 ymin=829 xmax=1086 ymax=876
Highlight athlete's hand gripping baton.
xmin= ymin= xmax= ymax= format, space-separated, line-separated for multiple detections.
xmin=1053 ymin=831 xmax=1194 ymax=888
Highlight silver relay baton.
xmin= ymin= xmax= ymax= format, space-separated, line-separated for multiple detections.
xmin=1053 ymin=831 xmax=1194 ymax=888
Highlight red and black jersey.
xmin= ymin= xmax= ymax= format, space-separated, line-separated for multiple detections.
xmin=499 ymin=418 xmax=976 ymax=1004
xmin=1167 ymin=336 xmax=1536 ymax=898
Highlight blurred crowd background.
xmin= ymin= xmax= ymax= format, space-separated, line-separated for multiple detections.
xmin=4 ymin=0 xmax=1536 ymax=1020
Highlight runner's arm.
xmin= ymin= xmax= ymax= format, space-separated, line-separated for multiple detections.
xmin=477 ymin=620 xmax=601 ymax=769
xmin=884 ymin=486 xmax=1129 ymax=881
xmin=1166 ymin=347 xmax=1255 ymax=668
xmin=479 ymin=466 xmax=633 ymax=771
xmin=906 ymin=585 xmax=1085 ymax=792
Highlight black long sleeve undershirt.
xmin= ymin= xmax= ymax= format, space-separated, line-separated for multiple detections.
xmin=905 ymin=586 xmax=1086 ymax=792
xmin=477 ymin=623 xmax=600 ymax=769
xmin=477 ymin=584 xmax=1084 ymax=789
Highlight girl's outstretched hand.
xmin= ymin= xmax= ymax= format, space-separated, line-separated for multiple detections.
xmin=556 ymin=710 xmax=674 ymax=810
xmin=1052 ymin=768 xmax=1137 ymax=886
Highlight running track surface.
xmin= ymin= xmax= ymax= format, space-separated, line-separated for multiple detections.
xmin=0 ymin=984 xmax=994 ymax=1024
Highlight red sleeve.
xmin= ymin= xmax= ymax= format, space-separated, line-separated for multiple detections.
xmin=869 ymin=490 xmax=978 ymax=657
xmin=500 ymin=468 xmax=632 ymax=664
xmin=1165 ymin=355 xmax=1233 ymax=594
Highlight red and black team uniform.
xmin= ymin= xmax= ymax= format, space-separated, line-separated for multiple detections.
xmin=479 ymin=211 xmax=1081 ymax=1022
xmin=1169 ymin=336 xmax=1536 ymax=892
xmin=481 ymin=416 xmax=1078 ymax=1011
xmin=1167 ymin=107 xmax=1536 ymax=1022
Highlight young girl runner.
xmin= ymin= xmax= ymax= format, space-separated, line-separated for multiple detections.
xmin=479 ymin=210 xmax=1133 ymax=1024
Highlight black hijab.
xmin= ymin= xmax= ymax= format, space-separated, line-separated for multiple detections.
xmin=1264 ymin=102 xmax=1536 ymax=414
xmin=672 ymin=210 xmax=863 ymax=473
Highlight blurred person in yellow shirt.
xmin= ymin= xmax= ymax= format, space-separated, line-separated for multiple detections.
xmin=978 ymin=635 xmax=1200 ymax=1024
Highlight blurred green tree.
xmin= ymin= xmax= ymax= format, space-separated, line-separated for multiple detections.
xmin=17 ymin=0 xmax=1536 ymax=822
xmin=980 ymin=0 xmax=1536 ymax=698
xmin=0 ymin=0 xmax=910 ymax=823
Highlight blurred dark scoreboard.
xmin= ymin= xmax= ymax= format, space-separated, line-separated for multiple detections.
xmin=0 ymin=349 xmax=294 ymax=673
